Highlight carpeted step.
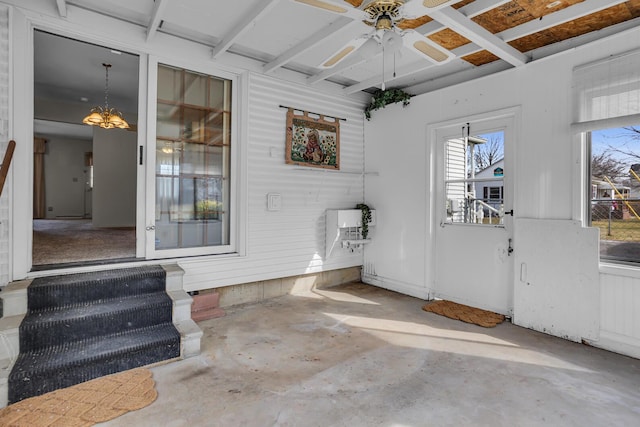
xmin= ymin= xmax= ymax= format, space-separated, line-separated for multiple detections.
xmin=8 ymin=265 xmax=186 ymax=405
xmin=27 ymin=265 xmax=166 ymax=311
xmin=19 ymin=292 xmax=174 ymax=352
xmin=8 ymin=322 xmax=180 ymax=404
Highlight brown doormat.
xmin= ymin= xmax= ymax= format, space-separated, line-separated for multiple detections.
xmin=0 ymin=368 xmax=157 ymax=427
xmin=422 ymin=300 xmax=505 ymax=328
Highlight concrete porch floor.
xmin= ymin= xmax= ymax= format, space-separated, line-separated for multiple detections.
xmin=101 ymin=282 xmax=640 ymax=426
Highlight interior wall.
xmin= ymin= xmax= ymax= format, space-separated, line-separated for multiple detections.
xmin=4 ymin=1 xmax=369 ymax=285
xmin=363 ymin=25 xmax=640 ymax=345
xmin=37 ymin=135 xmax=92 ymax=218
xmin=92 ymin=127 xmax=136 ymax=227
xmin=0 ymin=3 xmax=9 ymax=286
xmin=178 ymin=72 xmax=367 ymax=292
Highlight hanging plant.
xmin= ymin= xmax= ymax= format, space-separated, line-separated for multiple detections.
xmin=364 ymin=88 xmax=412 ymax=121
xmin=356 ymin=203 xmax=372 ymax=239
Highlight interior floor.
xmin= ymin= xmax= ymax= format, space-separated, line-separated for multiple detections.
xmin=32 ymin=219 xmax=136 ymax=267
xmin=101 ymin=282 xmax=640 ymax=426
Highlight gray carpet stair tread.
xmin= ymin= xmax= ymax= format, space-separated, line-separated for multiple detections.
xmin=11 ymin=323 xmax=180 ymax=372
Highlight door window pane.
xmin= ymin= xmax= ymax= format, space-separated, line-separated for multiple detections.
xmin=444 ymin=131 xmax=504 ymax=225
xmin=155 ymin=64 xmax=231 ymax=250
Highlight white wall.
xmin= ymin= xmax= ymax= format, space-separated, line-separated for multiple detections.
xmin=92 ymin=127 xmax=136 ymax=227
xmin=178 ymin=72 xmax=367 ymax=292
xmin=3 ymin=1 xmax=369 ymax=288
xmin=363 ymin=25 xmax=640 ymax=350
xmin=0 ymin=4 xmax=9 ymax=286
xmin=38 ymin=135 xmax=92 ymax=218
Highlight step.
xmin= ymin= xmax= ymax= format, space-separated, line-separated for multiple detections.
xmin=0 ymin=279 xmax=30 ymax=317
xmin=8 ymin=323 xmax=180 ymax=403
xmin=20 ymin=292 xmax=174 ymax=353
xmin=28 ymin=265 xmax=166 ymax=311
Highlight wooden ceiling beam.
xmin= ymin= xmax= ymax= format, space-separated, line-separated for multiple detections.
xmin=212 ymin=0 xmax=280 ymax=60
xmin=430 ymin=8 xmax=527 ymax=67
xmin=55 ymin=0 xmax=67 ymax=18
xmin=499 ymin=0 xmax=627 ymax=41
xmin=147 ymin=0 xmax=169 ymax=42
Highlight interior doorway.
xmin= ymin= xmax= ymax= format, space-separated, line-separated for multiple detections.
xmin=32 ymin=31 xmax=139 ymax=268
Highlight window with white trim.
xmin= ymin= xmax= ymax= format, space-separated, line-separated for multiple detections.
xmin=574 ymin=49 xmax=640 ymax=263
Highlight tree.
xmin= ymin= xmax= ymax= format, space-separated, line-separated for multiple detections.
xmin=473 ymin=135 xmax=503 ymax=172
xmin=604 ymin=126 xmax=640 ymax=163
xmin=591 ymin=150 xmax=626 ymax=180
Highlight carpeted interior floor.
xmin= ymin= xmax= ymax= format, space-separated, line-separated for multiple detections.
xmin=33 ymin=219 xmax=136 ymax=266
xmin=0 ymin=368 xmax=157 ymax=427
xmin=422 ymin=299 xmax=505 ymax=327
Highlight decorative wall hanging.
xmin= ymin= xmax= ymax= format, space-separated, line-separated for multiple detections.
xmin=285 ymin=108 xmax=340 ymax=170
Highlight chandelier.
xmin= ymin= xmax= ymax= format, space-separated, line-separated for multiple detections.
xmin=82 ymin=63 xmax=130 ymax=129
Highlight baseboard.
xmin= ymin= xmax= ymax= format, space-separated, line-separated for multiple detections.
xmin=586 ymin=331 xmax=640 ymax=360
xmin=361 ymin=273 xmax=429 ymax=300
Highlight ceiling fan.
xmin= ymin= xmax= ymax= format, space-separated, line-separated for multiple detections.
xmin=294 ymin=0 xmax=457 ymax=69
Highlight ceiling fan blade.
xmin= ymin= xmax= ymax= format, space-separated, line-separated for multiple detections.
xmin=293 ymin=0 xmax=366 ymax=20
xmin=402 ymin=30 xmax=453 ymax=64
xmin=422 ymin=0 xmax=458 ymax=7
xmin=401 ymin=0 xmax=457 ymax=17
xmin=321 ymin=37 xmax=373 ymax=68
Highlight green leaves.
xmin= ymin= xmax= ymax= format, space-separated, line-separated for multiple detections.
xmin=356 ymin=203 xmax=372 ymax=239
xmin=364 ymin=88 xmax=412 ymax=120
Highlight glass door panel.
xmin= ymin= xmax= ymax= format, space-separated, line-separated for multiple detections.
xmin=154 ymin=64 xmax=231 ymax=251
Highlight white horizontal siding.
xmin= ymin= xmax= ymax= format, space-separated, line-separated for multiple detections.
xmin=178 ymin=72 xmax=367 ymax=291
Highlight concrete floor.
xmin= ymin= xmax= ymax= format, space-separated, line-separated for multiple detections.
xmin=102 ymin=282 xmax=640 ymax=426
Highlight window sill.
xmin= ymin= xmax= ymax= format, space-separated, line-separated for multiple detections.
xmin=600 ymin=262 xmax=640 ymax=279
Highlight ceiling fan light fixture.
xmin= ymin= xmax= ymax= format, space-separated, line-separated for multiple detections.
xmin=375 ymin=14 xmax=393 ymax=31
xmin=382 ymin=29 xmax=403 ymax=52
xmin=82 ymin=63 xmax=130 ymax=130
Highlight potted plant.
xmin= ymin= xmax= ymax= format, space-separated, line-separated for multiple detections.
xmin=356 ymin=203 xmax=372 ymax=239
xmin=364 ymin=88 xmax=412 ymax=120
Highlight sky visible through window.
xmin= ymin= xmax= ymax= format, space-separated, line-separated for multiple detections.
xmin=592 ymin=127 xmax=640 ymax=169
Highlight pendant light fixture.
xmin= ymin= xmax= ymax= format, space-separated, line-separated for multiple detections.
xmin=82 ymin=63 xmax=130 ymax=129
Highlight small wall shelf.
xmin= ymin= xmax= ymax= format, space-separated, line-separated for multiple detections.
xmin=326 ymin=209 xmax=376 ymax=257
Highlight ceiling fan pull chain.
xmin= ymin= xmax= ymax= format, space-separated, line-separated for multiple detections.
xmin=393 ymin=51 xmax=396 ymax=78
xmin=382 ymin=40 xmax=385 ymax=90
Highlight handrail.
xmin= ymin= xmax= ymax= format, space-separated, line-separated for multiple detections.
xmin=603 ymin=175 xmax=640 ymax=220
xmin=0 ymin=140 xmax=15 ymax=197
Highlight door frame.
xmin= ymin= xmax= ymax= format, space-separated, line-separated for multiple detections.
xmin=11 ymin=13 xmax=149 ymax=279
xmin=144 ymin=55 xmax=242 ymax=259
xmin=426 ymin=106 xmax=520 ymax=314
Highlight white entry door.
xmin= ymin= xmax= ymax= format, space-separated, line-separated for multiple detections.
xmin=432 ymin=110 xmax=518 ymax=315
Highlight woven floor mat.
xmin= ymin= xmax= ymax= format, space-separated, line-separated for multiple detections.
xmin=422 ymin=300 xmax=505 ymax=328
xmin=0 ymin=368 xmax=157 ymax=427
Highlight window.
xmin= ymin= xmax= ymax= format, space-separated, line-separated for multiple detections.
xmin=574 ymin=49 xmax=640 ymax=263
xmin=154 ymin=64 xmax=232 ymax=250
xmin=444 ymin=130 xmax=505 ymax=225
xmin=483 ymin=186 xmax=503 ymax=200
xmin=589 ymin=126 xmax=640 ymax=263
